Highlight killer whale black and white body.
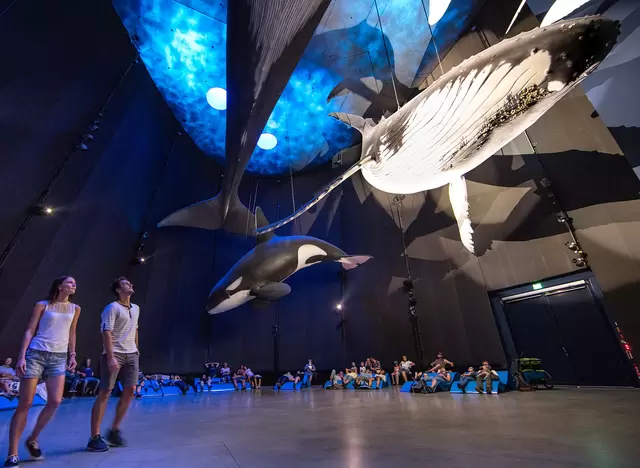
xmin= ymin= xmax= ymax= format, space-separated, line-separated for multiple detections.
xmin=256 ymin=16 xmax=620 ymax=253
xmin=206 ymin=209 xmax=371 ymax=314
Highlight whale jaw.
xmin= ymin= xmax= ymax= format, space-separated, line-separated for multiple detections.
xmin=207 ymin=290 xmax=254 ymax=315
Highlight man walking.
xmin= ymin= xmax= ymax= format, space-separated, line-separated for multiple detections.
xmin=87 ymin=277 xmax=140 ymax=452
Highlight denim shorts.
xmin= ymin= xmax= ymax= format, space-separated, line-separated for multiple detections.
xmin=24 ymin=348 xmax=67 ymax=379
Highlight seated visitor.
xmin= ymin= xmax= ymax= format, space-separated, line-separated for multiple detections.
xmin=170 ymin=375 xmax=188 ymax=394
xmin=233 ymin=365 xmax=247 ymax=391
xmin=205 ymin=362 xmax=220 ymax=379
xmin=276 ymin=371 xmax=300 ymax=390
xmin=304 ymin=359 xmax=316 ymax=386
xmin=343 ymin=367 xmax=358 ymax=386
xmin=220 ymin=362 xmax=232 ymax=383
xmin=476 ymin=361 xmax=499 ymax=394
xmin=0 ymin=358 xmax=18 ymax=397
xmin=391 ymin=361 xmax=401 ymax=386
xmin=358 ymin=361 xmax=373 ymax=387
xmin=78 ymin=358 xmax=100 ymax=396
xmin=199 ymin=374 xmax=213 ymax=392
xmin=245 ymin=367 xmax=262 ymax=390
xmin=371 ymin=358 xmax=385 ymax=388
xmin=428 ymin=352 xmax=454 ymax=372
xmin=65 ymin=368 xmax=80 ymax=395
xmin=399 ymin=356 xmax=414 ymax=383
xmin=427 ymin=367 xmax=451 ymax=393
xmin=457 ymin=367 xmax=477 ymax=393
xmin=332 ymin=370 xmax=345 ymax=389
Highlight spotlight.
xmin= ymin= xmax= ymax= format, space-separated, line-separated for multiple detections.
xmin=31 ymin=205 xmax=54 ymax=216
xmin=77 ymin=143 xmax=88 ymax=151
xmin=573 ymin=257 xmax=586 ymax=268
xmin=557 ymin=214 xmax=567 ymax=223
xmin=336 ymin=303 xmax=343 ymax=311
xmin=131 ymin=256 xmax=146 ymax=265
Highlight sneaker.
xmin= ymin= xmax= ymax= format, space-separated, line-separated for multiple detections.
xmin=107 ymin=428 xmax=126 ymax=447
xmin=86 ymin=435 xmax=109 ymax=452
xmin=475 ymin=386 xmax=484 ymax=393
xmin=457 ymin=383 xmax=466 ymax=393
xmin=3 ymin=455 xmax=19 ymax=467
xmin=25 ymin=440 xmax=44 ymax=460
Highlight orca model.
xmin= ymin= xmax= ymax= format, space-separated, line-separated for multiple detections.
xmin=206 ymin=208 xmax=371 ymax=314
xmin=256 ymin=16 xmax=620 ymax=253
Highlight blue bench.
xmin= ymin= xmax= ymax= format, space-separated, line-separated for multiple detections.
xmin=195 ymin=378 xmax=245 ymax=393
xmin=400 ymin=372 xmax=458 ymax=393
xmin=0 ymin=394 xmax=47 ymax=411
xmin=449 ymin=371 xmax=509 ymax=394
xmin=161 ymin=386 xmax=182 ymax=396
xmin=324 ymin=373 xmax=391 ymax=390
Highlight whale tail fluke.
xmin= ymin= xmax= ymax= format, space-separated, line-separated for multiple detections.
xmin=157 ymin=191 xmax=255 ymax=236
xmin=337 ymin=255 xmax=373 ymax=271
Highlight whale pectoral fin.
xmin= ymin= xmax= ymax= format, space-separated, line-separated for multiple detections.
xmin=337 ymin=255 xmax=373 ymax=271
xmin=448 ymin=176 xmax=475 ymax=254
xmin=251 ymin=282 xmax=292 ymax=301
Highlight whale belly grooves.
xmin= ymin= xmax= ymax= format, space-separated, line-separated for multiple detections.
xmin=362 ymin=50 xmax=555 ymax=195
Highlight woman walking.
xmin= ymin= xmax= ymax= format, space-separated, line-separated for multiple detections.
xmin=5 ymin=276 xmax=80 ymax=467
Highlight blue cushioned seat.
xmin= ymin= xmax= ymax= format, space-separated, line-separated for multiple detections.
xmin=449 ymin=371 xmax=509 ymax=394
xmin=400 ymin=372 xmax=458 ymax=392
xmin=161 ymin=386 xmax=181 ymax=396
xmin=0 ymin=396 xmax=18 ymax=411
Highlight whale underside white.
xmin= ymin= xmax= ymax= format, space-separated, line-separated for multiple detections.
xmin=257 ymin=16 xmax=620 ymax=254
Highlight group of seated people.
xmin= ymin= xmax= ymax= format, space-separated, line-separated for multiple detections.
xmin=135 ymin=372 xmax=189 ymax=396
xmin=407 ymin=353 xmax=499 ymax=394
xmin=65 ymin=358 xmax=100 ymax=396
xmin=329 ymin=357 xmax=387 ymax=389
xmin=274 ymin=359 xmax=317 ymax=390
xmin=202 ymin=362 xmax=263 ymax=390
xmin=0 ymin=358 xmax=19 ymax=398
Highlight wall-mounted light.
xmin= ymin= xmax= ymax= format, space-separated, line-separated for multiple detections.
xmin=335 ymin=303 xmax=343 ymax=311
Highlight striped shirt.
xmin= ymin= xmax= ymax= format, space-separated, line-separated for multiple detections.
xmin=101 ymin=301 xmax=139 ymax=354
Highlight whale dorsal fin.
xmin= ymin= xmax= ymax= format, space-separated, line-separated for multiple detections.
xmin=329 ymin=112 xmax=375 ymax=137
xmin=255 ymin=206 xmax=277 ymax=244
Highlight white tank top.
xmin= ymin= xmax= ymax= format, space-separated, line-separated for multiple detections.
xmin=29 ymin=301 xmax=76 ymax=353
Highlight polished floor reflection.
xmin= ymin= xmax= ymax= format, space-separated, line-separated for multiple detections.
xmin=0 ymin=388 xmax=638 ymax=467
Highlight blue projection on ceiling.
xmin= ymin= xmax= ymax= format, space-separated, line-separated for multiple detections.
xmin=113 ymin=0 xmax=479 ymax=175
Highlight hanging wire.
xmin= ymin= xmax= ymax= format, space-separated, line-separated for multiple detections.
xmin=420 ymin=0 xmax=445 ymax=76
xmin=289 ymin=164 xmax=301 ymax=235
xmin=373 ymin=0 xmax=400 ymax=110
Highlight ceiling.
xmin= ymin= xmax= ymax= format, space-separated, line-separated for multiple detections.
xmin=113 ymin=0 xmax=482 ymax=175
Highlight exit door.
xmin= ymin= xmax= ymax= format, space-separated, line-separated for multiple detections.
xmin=498 ymin=279 xmax=633 ymax=386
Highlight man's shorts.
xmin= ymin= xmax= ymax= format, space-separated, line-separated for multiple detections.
xmin=100 ymin=352 xmax=139 ymax=391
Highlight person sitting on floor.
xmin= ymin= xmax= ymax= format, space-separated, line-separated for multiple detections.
xmin=427 ymin=367 xmax=451 ymax=393
xmin=303 ymin=359 xmax=316 ymax=387
xmin=220 ymin=362 xmax=232 ymax=383
xmin=233 ymin=365 xmax=247 ymax=391
xmin=399 ymin=356 xmax=414 ymax=383
xmin=391 ymin=361 xmax=401 ymax=386
xmin=245 ymin=367 xmax=262 ymax=390
xmin=457 ymin=367 xmax=476 ymax=393
xmin=476 ymin=361 xmax=499 ymax=394
xmin=428 ymin=352 xmax=454 ymax=372
xmin=276 ymin=371 xmax=300 ymax=390
xmin=77 ymin=358 xmax=100 ymax=396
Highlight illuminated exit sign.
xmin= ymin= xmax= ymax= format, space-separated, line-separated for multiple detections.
xmin=532 ymin=283 xmax=543 ymax=290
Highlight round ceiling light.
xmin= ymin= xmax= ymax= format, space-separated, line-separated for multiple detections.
xmin=428 ymin=0 xmax=451 ymax=25
xmin=257 ymin=133 xmax=278 ymax=150
xmin=206 ymin=87 xmax=227 ymax=110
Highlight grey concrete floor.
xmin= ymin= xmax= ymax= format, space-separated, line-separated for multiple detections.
xmin=0 ymin=387 xmax=638 ymax=467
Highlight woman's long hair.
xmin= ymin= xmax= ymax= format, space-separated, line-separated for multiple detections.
xmin=45 ymin=276 xmax=74 ymax=303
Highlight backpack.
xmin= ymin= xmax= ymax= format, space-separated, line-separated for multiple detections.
xmin=410 ymin=379 xmax=427 ymax=394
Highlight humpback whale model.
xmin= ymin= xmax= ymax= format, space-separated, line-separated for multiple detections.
xmin=206 ymin=208 xmax=371 ymax=314
xmin=256 ymin=16 xmax=620 ymax=253
xmin=158 ymin=0 xmax=331 ymax=234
